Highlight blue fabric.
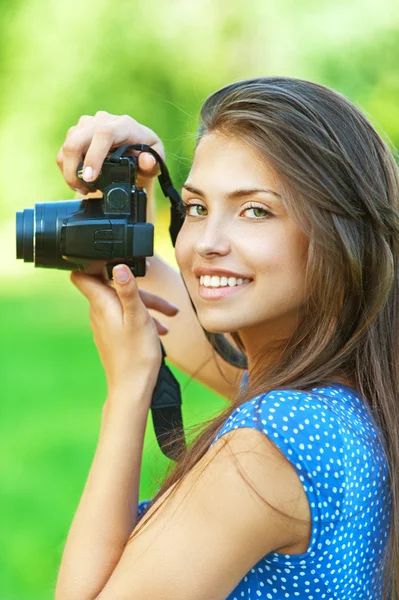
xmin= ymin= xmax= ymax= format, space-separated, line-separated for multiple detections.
xmin=138 ymin=373 xmax=392 ymax=599
xmin=137 ymin=498 xmax=152 ymax=520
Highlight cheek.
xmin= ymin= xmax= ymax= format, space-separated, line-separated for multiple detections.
xmin=174 ymin=230 xmax=191 ymax=272
xmin=267 ymin=239 xmax=308 ymax=303
xmin=248 ymin=231 xmax=308 ymax=288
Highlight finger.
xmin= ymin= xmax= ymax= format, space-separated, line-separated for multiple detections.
xmin=82 ymin=119 xmax=164 ymax=183
xmin=138 ymin=152 xmax=157 ymax=174
xmin=61 ymin=128 xmax=97 ymax=191
xmin=81 ymin=114 xmax=136 ymax=181
xmin=70 ymin=270 xmax=114 ymax=307
xmin=81 ymin=125 xmax=121 ymax=183
xmin=112 ymin=264 xmax=145 ymax=325
xmin=152 ymin=316 xmax=169 ymax=336
xmin=56 ymin=147 xmax=89 ymax=195
xmin=77 ymin=114 xmax=93 ymax=127
xmin=56 ymin=147 xmax=63 ymax=169
xmin=56 ymin=115 xmax=93 ymax=191
xmin=83 ymin=261 xmax=108 ymax=276
xmin=137 ymin=147 xmax=162 ymax=178
xmin=138 ymin=289 xmax=179 ymax=316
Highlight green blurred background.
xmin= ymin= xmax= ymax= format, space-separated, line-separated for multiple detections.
xmin=1 ymin=0 xmax=399 ymax=597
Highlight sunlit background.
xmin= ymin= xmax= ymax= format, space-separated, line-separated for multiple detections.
xmin=1 ymin=0 xmax=399 ymax=597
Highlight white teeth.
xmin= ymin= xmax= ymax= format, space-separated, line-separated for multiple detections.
xmin=200 ymin=275 xmax=252 ymax=288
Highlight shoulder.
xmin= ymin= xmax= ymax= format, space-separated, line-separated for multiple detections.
xmin=150 ymin=422 xmax=311 ymax=558
xmin=213 ymin=385 xmax=346 ymax=450
xmin=211 ymin=385 xmax=350 ymax=532
xmin=203 ymin=424 xmax=312 ymax=551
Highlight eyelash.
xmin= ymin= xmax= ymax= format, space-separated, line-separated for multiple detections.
xmin=177 ymin=201 xmax=273 ymax=220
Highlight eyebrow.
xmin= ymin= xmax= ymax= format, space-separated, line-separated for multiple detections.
xmin=182 ymin=183 xmax=281 ymax=200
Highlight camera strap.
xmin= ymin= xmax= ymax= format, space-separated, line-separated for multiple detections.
xmin=110 ymin=144 xmax=246 ymax=462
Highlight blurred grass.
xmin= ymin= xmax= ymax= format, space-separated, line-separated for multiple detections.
xmin=0 ymin=286 xmax=228 ymax=598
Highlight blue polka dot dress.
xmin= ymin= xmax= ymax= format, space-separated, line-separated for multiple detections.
xmin=138 ymin=373 xmax=392 ymax=599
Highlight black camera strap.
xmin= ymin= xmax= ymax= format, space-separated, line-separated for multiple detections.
xmin=110 ymin=144 xmax=246 ymax=462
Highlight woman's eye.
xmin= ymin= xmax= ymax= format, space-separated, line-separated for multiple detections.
xmin=179 ymin=202 xmax=272 ymax=219
xmin=242 ymin=205 xmax=272 ymax=219
xmin=179 ymin=203 xmax=207 ymax=217
xmin=177 ymin=202 xmax=204 ymax=219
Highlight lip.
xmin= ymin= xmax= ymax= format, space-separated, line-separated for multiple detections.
xmin=194 ymin=265 xmax=254 ymax=280
xmin=198 ymin=279 xmax=253 ymax=301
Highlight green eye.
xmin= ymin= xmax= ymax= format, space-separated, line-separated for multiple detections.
xmin=179 ymin=202 xmax=272 ymax=220
xmin=251 ymin=208 xmax=266 ymax=217
xmin=179 ymin=203 xmax=207 ymax=217
xmin=243 ymin=205 xmax=272 ymax=219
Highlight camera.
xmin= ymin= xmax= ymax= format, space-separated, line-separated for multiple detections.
xmin=16 ymin=151 xmax=154 ymax=280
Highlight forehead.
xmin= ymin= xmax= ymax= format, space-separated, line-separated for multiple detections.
xmin=188 ymin=132 xmax=281 ymax=190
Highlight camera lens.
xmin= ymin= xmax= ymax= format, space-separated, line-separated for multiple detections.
xmin=16 ymin=200 xmax=84 ymax=270
xmin=16 ymin=209 xmax=35 ymax=261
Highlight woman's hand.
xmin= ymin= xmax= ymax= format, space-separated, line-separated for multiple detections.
xmin=70 ymin=262 xmax=179 ymax=401
xmin=56 ymin=111 xmax=165 ymax=194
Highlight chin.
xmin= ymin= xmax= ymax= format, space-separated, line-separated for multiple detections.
xmin=196 ymin=316 xmax=243 ymax=334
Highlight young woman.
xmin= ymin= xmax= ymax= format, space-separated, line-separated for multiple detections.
xmin=54 ymin=77 xmax=398 ymax=600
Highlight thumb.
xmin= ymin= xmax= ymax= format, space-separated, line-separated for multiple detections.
xmin=138 ymin=151 xmax=158 ymax=177
xmin=112 ymin=264 xmax=141 ymax=323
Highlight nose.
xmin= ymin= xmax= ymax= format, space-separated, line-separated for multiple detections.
xmin=194 ymin=220 xmax=231 ymax=258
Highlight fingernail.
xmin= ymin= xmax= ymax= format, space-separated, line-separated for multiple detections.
xmin=113 ymin=265 xmax=130 ymax=282
xmin=83 ymin=166 xmax=94 ymax=181
xmin=169 ymin=303 xmax=180 ymax=312
xmin=147 ymin=154 xmax=156 ymax=167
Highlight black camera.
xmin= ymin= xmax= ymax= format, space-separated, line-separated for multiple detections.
xmin=16 ymin=149 xmax=154 ymax=280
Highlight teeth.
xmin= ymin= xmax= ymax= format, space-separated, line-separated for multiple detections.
xmin=199 ymin=275 xmax=251 ymax=288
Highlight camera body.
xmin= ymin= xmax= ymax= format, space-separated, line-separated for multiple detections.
xmin=16 ymin=154 xmax=154 ymax=279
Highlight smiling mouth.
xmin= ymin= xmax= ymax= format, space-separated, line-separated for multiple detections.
xmin=197 ymin=278 xmax=253 ymax=300
xmin=199 ymin=275 xmax=253 ymax=288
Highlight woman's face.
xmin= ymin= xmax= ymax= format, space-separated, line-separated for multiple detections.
xmin=175 ymin=131 xmax=309 ymax=359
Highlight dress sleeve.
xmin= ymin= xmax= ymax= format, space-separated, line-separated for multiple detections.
xmin=137 ymin=498 xmax=152 ymax=521
xmin=210 ymin=388 xmax=347 ymax=562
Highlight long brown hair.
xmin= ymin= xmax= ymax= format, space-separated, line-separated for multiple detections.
xmin=129 ymin=77 xmax=399 ymax=598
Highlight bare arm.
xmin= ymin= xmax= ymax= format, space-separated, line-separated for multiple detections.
xmin=55 ymin=380 xmax=151 ymax=600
